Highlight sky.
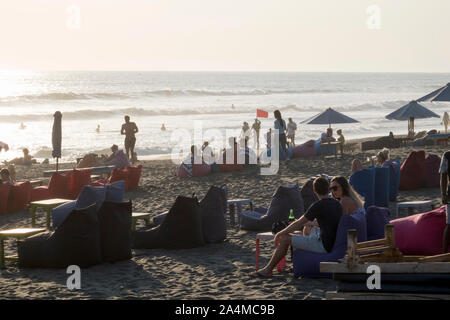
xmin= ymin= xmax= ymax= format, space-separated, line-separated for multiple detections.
xmin=0 ymin=0 xmax=449 ymax=72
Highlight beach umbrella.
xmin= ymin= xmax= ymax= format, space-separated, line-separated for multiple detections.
xmin=417 ymin=83 xmax=450 ymax=102
xmin=385 ymin=100 xmax=439 ymax=133
xmin=301 ymin=107 xmax=359 ymax=128
xmin=0 ymin=141 xmax=8 ymax=152
xmin=52 ymin=111 xmax=62 ymax=172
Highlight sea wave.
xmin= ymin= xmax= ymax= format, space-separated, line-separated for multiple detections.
xmin=0 ymin=87 xmax=348 ymax=104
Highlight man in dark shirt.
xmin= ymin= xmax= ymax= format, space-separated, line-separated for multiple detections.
xmin=252 ymin=176 xmax=343 ymax=277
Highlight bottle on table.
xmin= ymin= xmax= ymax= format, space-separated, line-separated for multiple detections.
xmin=289 ymin=209 xmax=295 ymax=223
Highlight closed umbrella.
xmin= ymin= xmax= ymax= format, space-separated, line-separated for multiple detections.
xmin=52 ymin=111 xmax=62 ymax=172
xmin=301 ymin=107 xmax=359 ymax=127
xmin=417 ymin=83 xmax=450 ymax=102
xmin=385 ymin=100 xmax=439 ymax=134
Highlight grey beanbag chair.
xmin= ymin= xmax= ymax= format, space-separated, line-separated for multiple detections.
xmin=199 ymin=185 xmax=227 ymax=243
xmin=239 ymin=183 xmax=305 ymax=232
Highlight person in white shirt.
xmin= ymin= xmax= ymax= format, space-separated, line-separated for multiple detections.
xmin=287 ymin=118 xmax=297 ymax=147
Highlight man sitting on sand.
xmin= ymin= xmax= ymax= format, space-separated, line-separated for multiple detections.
xmin=252 ymin=176 xmax=343 ymax=278
xmin=103 ymin=144 xmax=130 ymax=169
xmin=9 ymin=148 xmax=37 ymax=166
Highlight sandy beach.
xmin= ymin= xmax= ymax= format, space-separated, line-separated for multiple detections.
xmin=1 ymin=141 xmax=449 ymax=300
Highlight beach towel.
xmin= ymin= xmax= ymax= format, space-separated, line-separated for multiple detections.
xmin=0 ymin=184 xmax=11 ymax=214
xmin=18 ymin=203 xmax=102 ymax=268
xmin=6 ymin=181 xmax=31 ymax=213
xmin=291 ymin=140 xmax=317 ymax=158
xmin=391 ymin=206 xmax=446 ymax=256
xmin=132 ymin=195 xmax=205 ymax=249
xmin=399 ymin=151 xmax=426 ymax=190
xmin=239 ymin=183 xmax=304 ymax=232
xmin=199 ymin=186 xmax=227 ymax=243
xmin=98 ymin=200 xmax=132 ymax=262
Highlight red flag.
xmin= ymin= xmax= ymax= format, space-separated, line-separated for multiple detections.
xmin=256 ymin=109 xmax=269 ymax=118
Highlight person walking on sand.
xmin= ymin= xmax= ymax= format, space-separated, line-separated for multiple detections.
xmin=287 ymin=117 xmax=297 ymax=147
xmin=251 ymin=176 xmax=342 ymax=278
xmin=121 ymin=115 xmax=139 ymax=161
xmin=252 ymin=118 xmax=261 ymax=151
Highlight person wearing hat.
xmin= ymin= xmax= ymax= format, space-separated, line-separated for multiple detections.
xmin=103 ymin=144 xmax=130 ymax=169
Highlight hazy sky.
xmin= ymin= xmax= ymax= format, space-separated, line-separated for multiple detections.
xmin=1 ymin=0 xmax=449 ymax=72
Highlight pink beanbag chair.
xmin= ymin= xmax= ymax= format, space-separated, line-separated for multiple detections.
xmin=391 ymin=206 xmax=446 ymax=255
xmin=424 ymin=154 xmax=441 ymax=188
xmin=0 ymin=184 xmax=11 ymax=214
xmin=292 ymin=140 xmax=317 ymax=158
xmin=7 ymin=181 xmax=31 ymax=213
xmin=399 ymin=150 xmax=426 ymax=190
xmin=177 ymin=163 xmax=211 ymax=178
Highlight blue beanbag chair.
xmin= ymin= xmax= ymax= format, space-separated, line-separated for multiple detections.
xmin=365 ymin=206 xmax=390 ymax=241
xmin=372 ymin=167 xmax=390 ymax=208
xmin=293 ymin=208 xmax=367 ymax=278
xmin=51 ymin=201 xmax=77 ymax=229
xmin=349 ymin=168 xmax=375 ymax=209
xmin=105 ymin=181 xmax=125 ymax=202
xmin=387 ymin=161 xmax=401 ymax=201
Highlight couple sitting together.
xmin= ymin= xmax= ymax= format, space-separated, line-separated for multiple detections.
xmin=253 ymin=175 xmax=364 ymax=278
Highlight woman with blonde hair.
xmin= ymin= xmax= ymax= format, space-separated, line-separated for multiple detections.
xmin=329 ymin=176 xmax=365 ymax=215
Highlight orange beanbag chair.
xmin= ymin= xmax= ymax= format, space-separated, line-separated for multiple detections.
xmin=126 ymin=165 xmax=142 ymax=190
xmin=399 ymin=150 xmax=426 ymax=190
xmin=69 ymin=169 xmax=92 ymax=199
xmin=0 ymin=184 xmax=11 ymax=214
xmin=109 ymin=168 xmax=129 ymax=191
xmin=7 ymin=181 xmax=31 ymax=213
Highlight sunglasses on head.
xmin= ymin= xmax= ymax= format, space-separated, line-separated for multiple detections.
xmin=329 ymin=186 xmax=339 ymax=191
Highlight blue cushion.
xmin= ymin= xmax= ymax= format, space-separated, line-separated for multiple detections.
xmin=366 ymin=206 xmax=390 ymax=241
xmin=373 ymin=167 xmax=390 ymax=208
xmin=51 ymin=200 xmax=77 ymax=228
xmin=76 ymin=185 xmax=106 ymax=212
xmin=105 ymin=181 xmax=125 ymax=202
xmin=350 ymin=168 xmax=375 ymax=208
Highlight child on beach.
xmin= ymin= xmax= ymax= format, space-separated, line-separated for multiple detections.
xmin=252 ymin=177 xmax=342 ymax=278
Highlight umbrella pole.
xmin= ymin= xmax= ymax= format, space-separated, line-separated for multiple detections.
xmin=56 ymin=157 xmax=59 ymax=173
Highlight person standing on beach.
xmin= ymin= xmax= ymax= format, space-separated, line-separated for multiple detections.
xmin=252 ymin=118 xmax=261 ymax=150
xmin=442 ymin=112 xmax=449 ymax=133
xmin=273 ymin=110 xmax=287 ymax=151
xmin=252 ymin=177 xmax=342 ymax=278
xmin=121 ymin=115 xmax=139 ymax=161
xmin=287 ymin=118 xmax=297 ymax=147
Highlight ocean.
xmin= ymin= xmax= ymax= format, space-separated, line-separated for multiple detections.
xmin=0 ymin=71 xmax=449 ymax=163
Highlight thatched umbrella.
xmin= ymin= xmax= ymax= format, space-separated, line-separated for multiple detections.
xmin=301 ymin=107 xmax=359 ymax=128
xmin=385 ymin=100 xmax=439 ymax=134
xmin=52 ymin=111 xmax=62 ymax=172
xmin=417 ymin=83 xmax=450 ymax=102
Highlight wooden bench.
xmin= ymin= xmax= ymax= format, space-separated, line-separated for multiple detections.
xmin=29 ymin=198 xmax=72 ymax=229
xmin=0 ymin=228 xmax=46 ymax=268
xmin=43 ymin=166 xmax=116 ymax=177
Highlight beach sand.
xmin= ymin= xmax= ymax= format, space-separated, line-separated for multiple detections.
xmin=1 ymin=143 xmax=449 ymax=300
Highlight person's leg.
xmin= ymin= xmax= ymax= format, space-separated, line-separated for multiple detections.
xmin=129 ymin=137 xmax=136 ymax=162
xmin=256 ymin=234 xmax=291 ymax=276
xmin=125 ymin=138 xmax=130 ymax=159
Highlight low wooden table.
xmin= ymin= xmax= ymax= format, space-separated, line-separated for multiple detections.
xmin=320 ymin=141 xmax=343 ymax=159
xmin=0 ymin=228 xmax=46 ymax=268
xmin=131 ymin=212 xmax=151 ymax=230
xmin=395 ymin=200 xmax=434 ymax=218
xmin=227 ymin=199 xmax=253 ymax=227
xmin=29 ymin=198 xmax=72 ymax=229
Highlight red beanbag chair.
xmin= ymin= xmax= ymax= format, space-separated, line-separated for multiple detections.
xmin=424 ymin=154 xmax=441 ymax=188
xmin=0 ymin=184 xmax=11 ymax=214
xmin=399 ymin=150 xmax=426 ymax=190
xmin=177 ymin=163 xmax=211 ymax=178
xmin=69 ymin=169 xmax=92 ymax=199
xmin=30 ymin=186 xmax=52 ymax=202
xmin=7 ymin=181 xmax=31 ymax=213
xmin=391 ymin=206 xmax=446 ymax=255
xmin=292 ymin=140 xmax=317 ymax=158
xmin=48 ymin=172 xmax=72 ymax=199
xmin=126 ymin=165 xmax=142 ymax=190
xmin=109 ymin=168 xmax=129 ymax=191
xmin=216 ymin=164 xmax=243 ymax=172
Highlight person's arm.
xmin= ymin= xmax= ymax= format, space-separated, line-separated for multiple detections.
xmin=121 ymin=124 xmax=125 ymax=135
xmin=275 ymin=215 xmax=309 ymax=243
xmin=133 ymin=123 xmax=139 ymax=134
